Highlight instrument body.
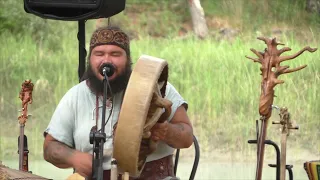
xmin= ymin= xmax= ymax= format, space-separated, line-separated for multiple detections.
xmin=0 ymin=163 xmax=48 ymax=180
xmin=0 ymin=80 xmax=47 ymax=180
xmin=113 ymin=55 xmax=172 ymax=177
xmin=272 ymin=107 xmax=299 ymax=180
xmin=246 ymin=37 xmax=317 ymax=180
xmin=304 ymin=160 xmax=320 ymax=180
xmin=17 ymin=134 xmax=30 ymax=172
xmin=18 ymin=79 xmax=34 ymax=172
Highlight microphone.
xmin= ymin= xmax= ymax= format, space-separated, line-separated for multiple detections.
xmin=99 ymin=63 xmax=115 ymax=77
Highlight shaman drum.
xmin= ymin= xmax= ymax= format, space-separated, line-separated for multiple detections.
xmin=0 ymin=164 xmax=49 ymax=180
xmin=113 ymin=55 xmax=173 ymax=177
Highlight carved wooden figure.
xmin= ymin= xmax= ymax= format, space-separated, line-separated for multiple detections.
xmin=246 ymin=37 xmax=317 ymax=180
xmin=18 ymin=79 xmax=34 ymax=125
xmin=18 ymin=79 xmax=34 ymax=172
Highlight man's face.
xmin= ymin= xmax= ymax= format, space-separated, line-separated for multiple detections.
xmin=90 ymin=44 xmax=127 ymax=81
xmin=86 ymin=44 xmax=131 ymax=95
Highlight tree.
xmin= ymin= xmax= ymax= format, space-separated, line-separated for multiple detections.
xmin=187 ymin=0 xmax=208 ymax=39
xmin=306 ymin=0 xmax=320 ymax=14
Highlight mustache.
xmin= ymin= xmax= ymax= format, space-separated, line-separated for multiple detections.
xmin=83 ymin=63 xmax=132 ymax=95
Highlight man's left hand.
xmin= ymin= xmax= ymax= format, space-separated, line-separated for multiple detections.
xmin=150 ymin=121 xmax=169 ymax=141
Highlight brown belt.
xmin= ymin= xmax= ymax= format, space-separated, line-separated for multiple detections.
xmin=103 ymin=155 xmax=175 ymax=180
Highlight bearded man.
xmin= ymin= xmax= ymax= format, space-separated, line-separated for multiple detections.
xmin=43 ymin=26 xmax=193 ymax=180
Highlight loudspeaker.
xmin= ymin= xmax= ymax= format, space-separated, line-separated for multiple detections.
xmin=24 ymin=0 xmax=126 ymax=21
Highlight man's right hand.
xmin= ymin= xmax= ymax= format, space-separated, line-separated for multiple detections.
xmin=70 ymin=151 xmax=93 ymax=178
xmin=43 ymin=134 xmax=93 ymax=178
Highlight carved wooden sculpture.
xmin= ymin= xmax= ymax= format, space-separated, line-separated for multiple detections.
xmin=246 ymin=37 xmax=317 ymax=180
xmin=0 ymin=80 xmax=47 ymax=180
xmin=18 ymin=79 xmax=34 ymax=172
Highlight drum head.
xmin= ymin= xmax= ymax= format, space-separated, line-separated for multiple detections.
xmin=113 ymin=55 xmax=172 ymax=177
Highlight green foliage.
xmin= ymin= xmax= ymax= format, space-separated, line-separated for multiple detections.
xmin=0 ymin=0 xmax=78 ymax=51
xmin=0 ymin=1 xmax=43 ymax=34
xmin=0 ymin=0 xmax=319 ymax=160
xmin=202 ymin=0 xmax=319 ymax=34
xmin=1 ymin=34 xmax=319 ymax=159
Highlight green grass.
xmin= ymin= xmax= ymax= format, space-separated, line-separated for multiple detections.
xmin=1 ymin=31 xmax=319 ymax=160
xmin=0 ymin=0 xmax=319 ymax=161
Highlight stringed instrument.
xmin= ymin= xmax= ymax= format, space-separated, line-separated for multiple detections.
xmin=17 ymin=79 xmax=34 ymax=172
xmin=246 ymin=37 xmax=317 ymax=180
xmin=272 ymin=107 xmax=298 ymax=180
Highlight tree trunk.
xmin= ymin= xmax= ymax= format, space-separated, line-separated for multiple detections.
xmin=188 ymin=0 xmax=208 ymax=39
xmin=306 ymin=0 xmax=320 ymax=14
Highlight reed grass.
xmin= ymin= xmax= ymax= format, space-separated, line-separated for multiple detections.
xmin=0 ymin=0 xmax=319 ymax=161
xmin=0 ymin=30 xmax=318 ymax=160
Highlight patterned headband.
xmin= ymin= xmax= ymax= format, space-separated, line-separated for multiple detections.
xmin=89 ymin=27 xmax=130 ymax=56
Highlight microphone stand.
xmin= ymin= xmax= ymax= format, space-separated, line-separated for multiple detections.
xmin=90 ymin=70 xmax=110 ymax=180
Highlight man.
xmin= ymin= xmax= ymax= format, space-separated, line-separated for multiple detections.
xmin=43 ymin=26 xmax=193 ymax=180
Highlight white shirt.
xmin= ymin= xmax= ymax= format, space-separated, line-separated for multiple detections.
xmin=44 ymin=80 xmax=187 ymax=170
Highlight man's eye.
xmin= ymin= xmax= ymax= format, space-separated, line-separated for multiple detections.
xmin=95 ymin=52 xmax=103 ymax=56
xmin=112 ymin=52 xmax=121 ymax=56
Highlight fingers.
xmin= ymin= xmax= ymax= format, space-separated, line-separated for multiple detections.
xmin=150 ymin=122 xmax=169 ymax=141
xmin=152 ymin=121 xmax=168 ymax=129
xmin=76 ymin=166 xmax=92 ymax=179
xmin=77 ymin=172 xmax=88 ymax=179
xmin=152 ymin=130 xmax=166 ymax=138
xmin=74 ymin=153 xmax=93 ymax=178
xmin=142 ymin=131 xmax=151 ymax=138
xmin=151 ymin=129 xmax=167 ymax=140
xmin=151 ymin=135 xmax=160 ymax=141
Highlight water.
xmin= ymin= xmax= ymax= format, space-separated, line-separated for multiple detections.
xmin=2 ymin=159 xmax=310 ymax=180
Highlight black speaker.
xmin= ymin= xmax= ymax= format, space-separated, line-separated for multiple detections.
xmin=24 ymin=0 xmax=126 ymax=21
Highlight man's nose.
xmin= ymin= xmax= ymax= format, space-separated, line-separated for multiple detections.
xmin=102 ymin=54 xmax=112 ymax=64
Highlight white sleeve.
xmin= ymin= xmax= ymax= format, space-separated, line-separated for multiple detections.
xmin=165 ymin=82 xmax=188 ymax=122
xmin=44 ymin=88 xmax=76 ymax=147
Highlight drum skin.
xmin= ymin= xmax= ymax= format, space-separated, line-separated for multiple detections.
xmin=113 ymin=55 xmax=172 ymax=177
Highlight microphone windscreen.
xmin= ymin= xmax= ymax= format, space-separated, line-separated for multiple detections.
xmin=99 ymin=63 xmax=115 ymax=77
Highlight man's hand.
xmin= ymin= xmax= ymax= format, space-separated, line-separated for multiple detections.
xmin=149 ymin=106 xmax=193 ymax=149
xmin=150 ymin=121 xmax=169 ymax=141
xmin=43 ymin=134 xmax=93 ymax=178
xmin=71 ymin=152 xmax=92 ymax=178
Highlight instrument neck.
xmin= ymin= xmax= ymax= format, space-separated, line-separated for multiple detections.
xmin=280 ymin=132 xmax=288 ymax=180
xmin=255 ymin=117 xmax=269 ymax=180
xmin=18 ymin=124 xmax=29 ymax=172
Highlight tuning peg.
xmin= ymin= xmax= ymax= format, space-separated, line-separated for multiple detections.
xmin=288 ymin=120 xmax=299 ymax=130
xmin=272 ymin=121 xmax=281 ymax=125
xmin=289 ymin=125 xmax=299 ymax=130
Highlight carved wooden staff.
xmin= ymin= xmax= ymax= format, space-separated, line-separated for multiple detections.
xmin=18 ymin=79 xmax=34 ymax=172
xmin=272 ymin=107 xmax=298 ymax=180
xmin=245 ymin=37 xmax=317 ymax=180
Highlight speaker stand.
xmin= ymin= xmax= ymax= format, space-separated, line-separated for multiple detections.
xmin=78 ymin=20 xmax=87 ymax=82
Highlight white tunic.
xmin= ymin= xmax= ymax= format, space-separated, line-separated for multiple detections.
xmin=44 ymin=80 xmax=187 ymax=170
